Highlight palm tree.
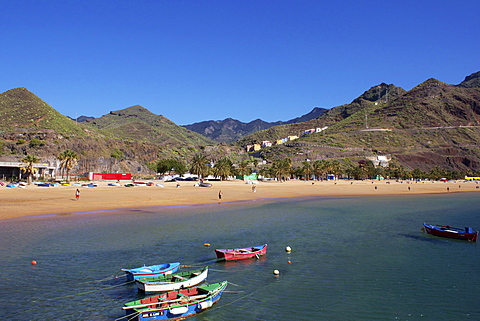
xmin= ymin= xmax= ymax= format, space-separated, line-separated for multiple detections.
xmin=300 ymin=161 xmax=313 ymax=180
xmin=20 ymin=154 xmax=40 ymax=184
xmin=237 ymin=160 xmax=252 ymax=177
xmin=271 ymin=158 xmax=292 ymax=181
xmin=212 ymin=157 xmax=234 ymax=181
xmin=312 ymin=160 xmax=328 ymax=180
xmin=189 ymin=153 xmax=210 ymax=179
xmin=58 ymin=149 xmax=79 ymax=182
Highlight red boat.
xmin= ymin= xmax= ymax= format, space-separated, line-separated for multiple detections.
xmin=215 ymin=244 xmax=268 ymax=261
xmin=423 ymin=223 xmax=478 ymax=242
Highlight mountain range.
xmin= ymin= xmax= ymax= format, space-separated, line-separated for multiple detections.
xmin=1 ymin=71 xmax=479 ymax=173
xmin=182 ymin=107 xmax=327 ymax=143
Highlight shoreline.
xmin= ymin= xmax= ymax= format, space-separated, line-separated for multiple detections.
xmin=1 ymin=179 xmax=478 ymax=220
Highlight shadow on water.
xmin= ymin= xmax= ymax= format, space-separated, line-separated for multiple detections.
xmin=399 ymin=233 xmax=449 ymax=243
xmin=399 ymin=233 xmax=477 ymax=244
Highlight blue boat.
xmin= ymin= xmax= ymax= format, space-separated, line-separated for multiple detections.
xmin=123 ymin=281 xmax=228 ymax=321
xmin=37 ymin=183 xmax=51 ymax=187
xmin=122 ymin=263 xmax=180 ymax=281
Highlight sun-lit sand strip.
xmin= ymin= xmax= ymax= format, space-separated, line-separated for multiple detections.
xmin=0 ymin=179 xmax=478 ymax=220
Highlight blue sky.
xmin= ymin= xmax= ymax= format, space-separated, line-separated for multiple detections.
xmin=1 ymin=1 xmax=479 ymax=125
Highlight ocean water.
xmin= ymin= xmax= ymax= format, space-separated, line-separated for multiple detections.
xmin=1 ymin=193 xmax=479 ymax=320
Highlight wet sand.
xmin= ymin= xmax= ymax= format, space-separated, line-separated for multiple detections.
xmin=0 ymin=179 xmax=477 ymax=220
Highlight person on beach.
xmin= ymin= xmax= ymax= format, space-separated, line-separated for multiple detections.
xmin=75 ymin=189 xmax=80 ymax=200
xmin=218 ymin=190 xmax=223 ymax=200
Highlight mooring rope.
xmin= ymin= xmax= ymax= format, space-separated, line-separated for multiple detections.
xmin=42 ymin=280 xmax=135 ymax=301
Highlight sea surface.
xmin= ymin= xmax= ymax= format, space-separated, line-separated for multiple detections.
xmin=1 ymin=193 xmax=479 ymax=321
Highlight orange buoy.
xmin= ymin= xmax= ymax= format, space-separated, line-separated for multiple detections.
xmin=287 ymin=260 xmax=292 ymax=264
xmin=203 ymin=243 xmax=211 ymax=247
xmin=31 ymin=260 xmax=37 ymax=265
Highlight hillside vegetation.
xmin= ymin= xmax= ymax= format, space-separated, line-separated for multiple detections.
xmin=237 ymin=74 xmax=480 ymax=172
xmin=86 ymin=105 xmax=214 ymax=146
xmin=1 ymin=71 xmax=480 ymax=174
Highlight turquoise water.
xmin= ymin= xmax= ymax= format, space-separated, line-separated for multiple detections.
xmin=1 ymin=193 xmax=479 ymax=320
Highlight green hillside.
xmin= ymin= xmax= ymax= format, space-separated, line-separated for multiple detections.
xmin=86 ymin=105 xmax=214 ymax=146
xmin=0 ymin=88 xmax=90 ymax=137
xmin=237 ymin=77 xmax=480 ymax=171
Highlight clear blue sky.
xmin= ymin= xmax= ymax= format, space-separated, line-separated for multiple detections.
xmin=1 ymin=1 xmax=479 ymax=125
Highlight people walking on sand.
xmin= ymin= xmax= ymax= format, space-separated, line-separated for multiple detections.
xmin=75 ymin=189 xmax=80 ymax=200
xmin=252 ymin=185 xmax=256 ymax=192
xmin=218 ymin=190 xmax=223 ymax=200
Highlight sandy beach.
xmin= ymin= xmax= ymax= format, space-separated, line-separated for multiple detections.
xmin=1 ymin=179 xmax=478 ymax=220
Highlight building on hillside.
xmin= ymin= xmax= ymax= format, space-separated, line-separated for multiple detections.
xmin=245 ymin=144 xmax=262 ymax=152
xmin=262 ymin=141 xmax=272 ymax=148
xmin=366 ymin=155 xmax=391 ymax=167
xmin=288 ymin=135 xmax=299 ymax=141
xmin=316 ymin=127 xmax=328 ymax=132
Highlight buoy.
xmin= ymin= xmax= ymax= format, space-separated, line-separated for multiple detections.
xmin=287 ymin=260 xmax=291 ymax=264
xmin=203 ymin=243 xmax=210 ymax=247
xmin=285 ymin=246 xmax=292 ymax=252
xmin=273 ymin=269 xmax=280 ymax=275
xmin=31 ymin=260 xmax=37 ymax=265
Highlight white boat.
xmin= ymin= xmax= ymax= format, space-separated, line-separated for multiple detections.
xmin=135 ymin=267 xmax=208 ymax=293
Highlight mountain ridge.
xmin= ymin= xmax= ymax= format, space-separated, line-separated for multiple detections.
xmin=1 ymin=70 xmax=480 ymax=174
xmin=181 ymin=107 xmax=327 ymax=143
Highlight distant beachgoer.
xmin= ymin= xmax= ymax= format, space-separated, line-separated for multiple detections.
xmin=75 ymin=189 xmax=80 ymax=200
xmin=218 ymin=190 xmax=223 ymax=200
xmin=252 ymin=185 xmax=257 ymax=192
xmin=176 ymin=183 xmax=180 ymax=188
xmin=447 ymin=187 xmax=450 ymax=192
xmin=408 ymin=186 xmax=411 ymax=191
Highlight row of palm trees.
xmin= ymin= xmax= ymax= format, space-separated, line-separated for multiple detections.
xmin=20 ymin=149 xmax=79 ymax=184
xmin=157 ymin=154 xmax=352 ymax=181
xmin=20 ymin=149 xmax=472 ymax=184
xmin=184 ymin=154 xmax=471 ymax=181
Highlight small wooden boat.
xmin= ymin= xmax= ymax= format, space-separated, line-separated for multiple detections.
xmin=423 ymin=223 xmax=478 ymax=242
xmin=123 ymin=281 xmax=228 ymax=321
xmin=215 ymin=244 xmax=267 ymax=261
xmin=199 ymin=182 xmax=212 ymax=187
xmin=122 ymin=263 xmax=181 ymax=281
xmin=136 ymin=267 xmax=209 ymax=293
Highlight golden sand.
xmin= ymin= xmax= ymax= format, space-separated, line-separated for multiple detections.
xmin=0 ymin=179 xmax=477 ymax=220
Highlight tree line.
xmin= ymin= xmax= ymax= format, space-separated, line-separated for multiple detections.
xmin=149 ymin=154 xmax=473 ymax=181
xmin=19 ymin=150 xmax=474 ymax=184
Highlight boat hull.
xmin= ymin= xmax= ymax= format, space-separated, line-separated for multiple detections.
xmin=123 ymin=263 xmax=180 ymax=281
xmin=136 ymin=267 xmax=209 ymax=293
xmin=124 ymin=281 xmax=227 ymax=321
xmin=215 ymin=244 xmax=267 ymax=261
xmin=423 ymin=224 xmax=478 ymax=242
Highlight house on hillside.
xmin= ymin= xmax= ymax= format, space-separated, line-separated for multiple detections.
xmin=366 ymin=155 xmax=391 ymax=167
xmin=246 ymin=144 xmax=262 ymax=152
xmin=262 ymin=141 xmax=272 ymax=148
